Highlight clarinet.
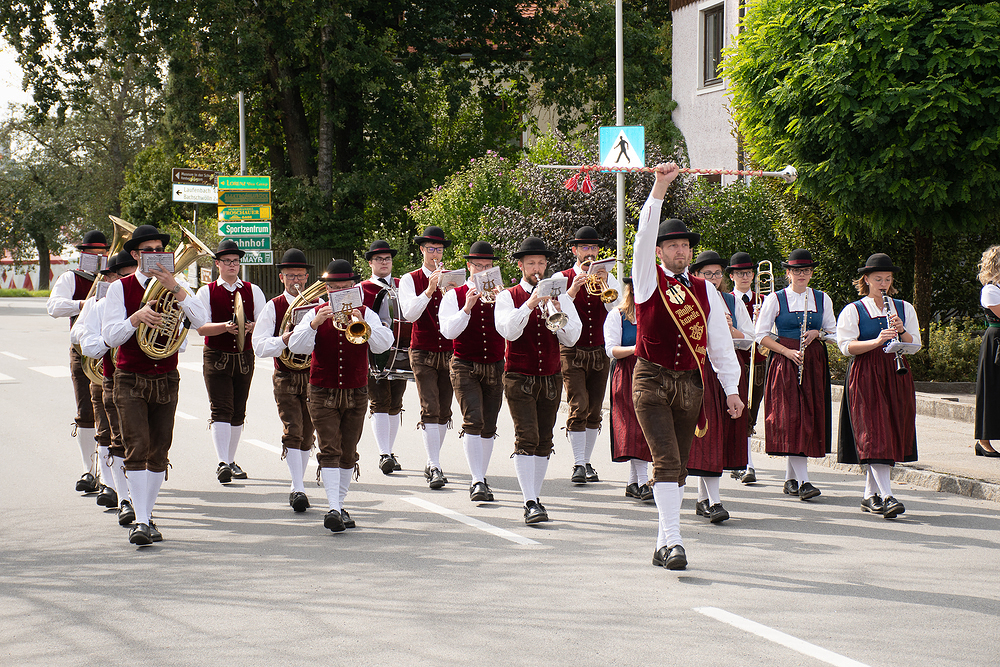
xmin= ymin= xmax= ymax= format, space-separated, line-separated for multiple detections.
xmin=882 ymin=290 xmax=908 ymax=375
xmin=797 ymin=290 xmax=808 ymax=385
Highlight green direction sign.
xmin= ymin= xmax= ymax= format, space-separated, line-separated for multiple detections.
xmin=218 ymin=175 xmax=271 ymax=190
xmin=218 ymin=190 xmax=270 ymax=206
xmin=218 ymin=221 xmax=271 ymax=236
xmin=230 ymin=236 xmax=272 ymax=251
xmin=241 ymin=250 xmax=273 ymax=266
xmin=218 ymin=205 xmax=272 ymax=221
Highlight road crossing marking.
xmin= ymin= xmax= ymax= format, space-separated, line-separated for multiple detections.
xmin=694 ymin=607 xmax=872 ymax=667
xmin=1 ymin=351 xmax=27 ymax=360
xmin=402 ymin=496 xmax=541 ymax=546
xmin=245 ymin=438 xmax=281 ymax=454
xmin=29 ymin=366 xmax=71 ymax=378
xmin=175 ymin=411 xmax=198 ymax=420
xmin=0 ymin=372 xmax=15 ymax=383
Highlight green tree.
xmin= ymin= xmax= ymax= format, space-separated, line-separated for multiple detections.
xmin=724 ymin=0 xmax=1000 ymax=342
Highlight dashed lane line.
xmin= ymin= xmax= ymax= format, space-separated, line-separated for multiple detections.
xmin=402 ymin=496 xmax=541 ymax=546
xmin=1 ymin=351 xmax=27 ymax=360
xmin=29 ymin=366 xmax=71 ymax=378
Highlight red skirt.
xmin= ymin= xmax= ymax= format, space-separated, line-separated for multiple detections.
xmin=609 ymin=355 xmax=652 ymax=462
xmin=837 ymin=349 xmax=917 ymax=464
xmin=763 ymin=336 xmax=832 ymax=458
xmin=721 ymin=349 xmax=750 ymax=469
xmin=688 ymin=362 xmax=724 ymax=476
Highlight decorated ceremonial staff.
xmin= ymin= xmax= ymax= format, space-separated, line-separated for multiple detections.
xmin=439 ymin=241 xmax=506 ymax=503
xmin=726 ymin=252 xmax=766 ymax=484
xmin=688 ymin=251 xmax=754 ymax=524
xmin=74 ymin=250 xmax=138 ymax=522
xmin=495 ymin=237 xmax=582 ymax=525
xmin=632 ymin=164 xmax=743 ymax=571
xmin=754 ymin=249 xmax=836 ymax=501
xmin=288 ymin=259 xmax=393 ymax=533
xmin=561 ymin=226 xmax=621 ymax=484
xmin=47 ymin=229 xmax=111 ymax=494
xmin=836 ymin=254 xmax=920 ymax=519
xmin=398 ymin=226 xmax=455 ymax=489
xmin=102 ymin=225 xmax=210 ymax=545
xmin=360 ymin=240 xmax=407 ymax=474
xmin=251 ymin=249 xmax=318 ymax=512
xmin=196 ymin=239 xmax=266 ymax=484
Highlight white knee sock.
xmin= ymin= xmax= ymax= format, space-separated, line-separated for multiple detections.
xmin=628 ymin=461 xmax=640 ymax=484
xmin=388 ymin=414 xmax=401 ymax=451
xmin=864 ymin=468 xmax=879 ymax=498
xmin=211 ymin=422 xmax=232 ymax=464
xmin=532 ymin=455 xmax=549 ymax=501
xmin=584 ymin=428 xmax=599 ymax=464
xmin=287 ymin=449 xmax=305 ymax=493
xmin=746 ymin=437 xmax=755 ymax=469
xmin=463 ymin=434 xmax=484 ymax=483
xmin=481 ymin=437 xmax=495 ymax=477
xmin=789 ymin=456 xmax=809 ymax=483
xmin=513 ymin=454 xmax=535 ymax=504
xmin=339 ymin=467 xmax=352 ymax=507
xmin=704 ymin=476 xmax=721 ymax=505
xmin=636 ymin=461 xmax=649 ymax=486
xmin=568 ymin=430 xmax=586 ymax=466
xmin=320 ymin=467 xmax=340 ymax=511
xmin=128 ymin=470 xmax=149 ymax=526
xmin=97 ymin=446 xmax=116 ymax=492
xmin=438 ymin=423 xmax=449 ymax=450
xmin=785 ymin=458 xmax=795 ymax=481
xmin=423 ymin=423 xmax=442 ymax=469
xmin=111 ymin=457 xmax=129 ymax=502
xmin=146 ymin=471 xmax=164 ymax=524
xmin=227 ymin=424 xmax=243 ymax=463
xmin=870 ymin=463 xmax=892 ymax=497
xmin=697 ymin=477 xmax=709 ymax=502
xmin=653 ymin=482 xmax=682 ymax=549
xmin=77 ymin=427 xmax=97 ymax=473
xmin=372 ymin=413 xmax=392 ymax=456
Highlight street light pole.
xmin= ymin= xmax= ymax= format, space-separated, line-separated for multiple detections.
xmin=615 ymin=0 xmax=625 ymax=283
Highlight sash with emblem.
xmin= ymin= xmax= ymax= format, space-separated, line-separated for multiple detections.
xmin=658 ymin=275 xmax=710 ymax=437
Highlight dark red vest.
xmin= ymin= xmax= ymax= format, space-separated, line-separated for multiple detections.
xmin=270 ymin=294 xmax=307 ymax=373
xmin=361 ymin=277 xmax=397 ymax=308
xmin=635 ymin=271 xmax=711 ymax=371
xmin=115 ymin=274 xmax=177 ymax=375
xmin=504 ymin=285 xmax=561 ymax=376
xmin=69 ymin=272 xmax=94 ymax=328
xmin=407 ymin=269 xmax=452 ymax=352
xmin=309 ymin=304 xmax=372 ymax=389
xmin=204 ymin=281 xmax=255 ymax=353
xmin=561 ymin=268 xmax=607 ymax=348
xmin=452 ymin=284 xmax=504 ymax=364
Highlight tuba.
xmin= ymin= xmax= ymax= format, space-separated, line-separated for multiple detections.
xmin=278 ymin=280 xmax=328 ymax=370
xmin=135 ymin=227 xmax=214 ymax=359
xmin=332 ymin=303 xmax=372 ymax=344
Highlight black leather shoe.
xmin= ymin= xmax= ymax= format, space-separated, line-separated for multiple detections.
xmin=216 ymin=462 xmax=232 ymax=484
xmin=638 ymin=483 xmax=654 ymax=501
xmin=427 ymin=467 xmax=447 ymax=490
xmin=695 ymin=499 xmax=710 ymax=517
xmin=379 ymin=454 xmax=395 ymax=475
xmin=625 ymin=483 xmax=642 ymax=499
xmin=524 ymin=500 xmax=547 ymax=524
xmin=798 ymin=482 xmax=821 ymax=500
xmin=96 ymin=485 xmax=118 ymax=508
xmin=129 ymin=523 xmax=152 ymax=546
xmin=391 ymin=454 xmax=402 ymax=471
xmin=483 ymin=478 xmax=495 ymax=502
xmin=323 ymin=509 xmax=346 ymax=532
xmin=341 ymin=509 xmax=356 ymax=529
xmin=708 ymin=503 xmax=730 ymax=523
xmin=975 ymin=442 xmax=1000 ymax=457
xmin=882 ymin=496 xmax=905 ymax=519
xmin=730 ymin=469 xmax=745 ymax=481
xmin=571 ymin=465 xmax=587 ymax=484
xmin=470 ymin=481 xmax=490 ymax=502
xmin=653 ymin=545 xmax=687 ymax=570
xmin=585 ymin=463 xmax=600 ymax=482
xmin=861 ymin=495 xmax=884 ymax=514
xmin=290 ymin=491 xmax=310 ymax=513
xmin=783 ymin=479 xmax=800 ymax=496
xmin=76 ymin=472 xmax=99 ymax=493
xmin=229 ymin=462 xmax=248 ymax=479
xmin=118 ymin=500 xmax=136 ymax=526
xmin=148 ymin=521 xmax=163 ymax=542
xmin=742 ymin=468 xmax=757 ymax=484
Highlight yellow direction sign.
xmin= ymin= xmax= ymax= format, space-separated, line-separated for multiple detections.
xmin=218 ymin=206 xmax=272 ymax=221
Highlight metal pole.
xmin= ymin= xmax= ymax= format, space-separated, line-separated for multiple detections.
xmin=238 ymin=90 xmax=248 ymax=283
xmin=193 ymin=204 xmax=200 ymax=287
xmin=615 ymin=0 xmax=625 ymax=283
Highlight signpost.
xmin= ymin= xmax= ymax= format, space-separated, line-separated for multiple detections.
xmin=172 ymin=168 xmax=216 ymax=185
xmin=217 ymin=174 xmax=273 ymax=266
xmin=218 ymin=221 xmax=271 ymax=236
xmin=218 ymin=190 xmax=271 ymax=206
xmin=230 ymin=237 xmax=271 ymax=251
xmin=218 ymin=205 xmax=272 ymax=221
xmin=218 ymin=175 xmax=270 ymax=190
xmin=240 ymin=251 xmax=273 ymax=265
xmin=172 ymin=183 xmax=218 ymax=204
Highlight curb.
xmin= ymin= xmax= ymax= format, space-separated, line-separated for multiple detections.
xmin=830 ymin=384 xmax=975 ymax=423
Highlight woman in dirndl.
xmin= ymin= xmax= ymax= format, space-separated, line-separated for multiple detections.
xmin=836 ymin=253 xmax=920 ymax=519
xmin=754 ymin=249 xmax=836 ymax=501
xmin=975 ymin=245 xmax=1000 ymax=458
xmin=603 ymin=279 xmax=654 ymax=502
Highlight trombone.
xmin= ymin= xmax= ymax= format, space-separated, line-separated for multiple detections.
xmin=747 ymin=260 xmax=774 ymax=393
xmin=332 ymin=303 xmax=371 ymax=344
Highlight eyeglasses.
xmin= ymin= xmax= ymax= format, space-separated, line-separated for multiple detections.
xmin=698 ymin=270 xmax=724 ymax=279
xmin=789 ymin=268 xmax=813 ymax=276
xmin=469 ymin=262 xmax=493 ymax=271
xmin=371 ymin=256 xmax=393 ymax=263
xmin=423 ymin=246 xmax=445 ymax=254
xmin=576 ymin=245 xmax=599 ymax=252
xmin=218 ymin=258 xmax=241 ymax=266
xmin=283 ymin=274 xmax=308 ymax=281
xmin=732 ymin=270 xmax=754 ymax=278
xmin=141 ymin=247 xmax=165 ymax=253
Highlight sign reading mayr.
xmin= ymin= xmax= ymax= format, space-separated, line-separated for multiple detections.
xmin=241 ymin=251 xmax=273 ymax=266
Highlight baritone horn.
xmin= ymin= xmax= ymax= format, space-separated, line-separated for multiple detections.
xmin=278 ymin=280 xmax=328 ymax=370
xmin=581 ymin=260 xmax=618 ymax=303
xmin=332 ymin=303 xmax=371 ymax=344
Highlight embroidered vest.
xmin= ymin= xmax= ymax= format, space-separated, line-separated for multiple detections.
xmin=504 ymin=285 xmax=561 ymax=376
xmin=634 ymin=271 xmax=710 ymax=371
xmin=407 ymin=269 xmax=452 ymax=352
xmin=561 ymin=268 xmax=606 ymax=348
xmin=115 ymin=274 xmax=177 ymax=375
xmin=309 ymin=304 xmax=372 ymax=389
xmin=452 ymin=284 xmax=504 ymax=364
xmin=205 ymin=281 xmax=255 ymax=353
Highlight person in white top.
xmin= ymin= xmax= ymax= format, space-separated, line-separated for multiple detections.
xmin=754 ymin=248 xmax=837 ymax=501
xmin=836 ymin=253 xmax=920 ymax=519
xmin=975 ymin=245 xmax=1000 ymax=456
xmin=726 ymin=251 xmax=765 ymax=484
xmin=195 ymin=239 xmax=267 ymax=484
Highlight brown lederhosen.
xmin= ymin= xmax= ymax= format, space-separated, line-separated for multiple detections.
xmin=103 ymin=376 xmax=125 ymax=459
xmin=368 ymin=376 xmax=406 ymax=416
xmin=560 ymin=345 xmax=610 ymax=432
xmin=308 ymin=385 xmax=367 ymax=469
xmin=114 ymin=369 xmax=180 ymax=473
xmin=274 ymin=370 xmax=314 ymax=454
xmin=70 ymin=346 xmax=96 ymax=428
xmin=504 ymin=372 xmax=562 ymax=457
xmin=409 ymin=349 xmax=453 ymax=426
xmin=203 ymin=347 xmax=255 ymax=426
xmin=92 ymin=381 xmax=112 ymax=448
xmin=450 ymin=357 xmax=504 ymax=438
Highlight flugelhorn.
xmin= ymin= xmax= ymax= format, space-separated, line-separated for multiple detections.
xmin=540 ymin=298 xmax=568 ymax=332
xmin=332 ymin=303 xmax=371 ymax=344
xmin=278 ymin=280 xmax=328 ymax=370
xmin=581 ymin=260 xmax=618 ymax=303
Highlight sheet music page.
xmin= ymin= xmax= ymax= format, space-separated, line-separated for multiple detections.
xmin=586 ymin=258 xmax=616 ymax=275
xmin=141 ymin=252 xmax=175 ymax=275
xmin=78 ymin=253 xmax=103 ymax=275
xmin=95 ymin=281 xmax=111 ymax=301
xmin=472 ymin=267 xmax=502 ymax=293
xmin=535 ymin=276 xmax=566 ymax=298
xmin=327 ymin=285 xmax=363 ymax=312
xmin=439 ymin=269 xmax=467 ymax=292
xmin=884 ymin=340 xmax=922 ymax=355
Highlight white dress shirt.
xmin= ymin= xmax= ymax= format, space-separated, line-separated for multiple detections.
xmin=603 ymin=309 xmax=629 ymax=357
xmin=982 ymin=283 xmax=1000 ymax=308
xmin=728 ymin=293 xmax=755 ymax=339
xmin=78 ymin=298 xmax=112 ymax=359
xmin=195 ymin=277 xmax=267 ymax=323
xmin=288 ymin=305 xmax=393 ymax=356
xmin=398 ymin=266 xmax=434 ymax=323
xmin=836 ymin=296 xmax=921 ymax=356
xmin=493 ymin=277 xmax=582 ymax=347
xmin=46 ymin=269 xmax=87 ymax=318
xmin=753 ymin=286 xmax=837 ymax=345
xmin=252 ymin=291 xmax=297 ymax=359
xmin=439 ymin=279 xmax=477 ymax=340
xmin=102 ymin=270 xmax=209 ymax=348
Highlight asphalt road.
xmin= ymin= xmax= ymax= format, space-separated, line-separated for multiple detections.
xmin=2 ymin=298 xmax=998 ymax=667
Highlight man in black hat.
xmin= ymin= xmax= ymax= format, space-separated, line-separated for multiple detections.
xmin=632 ymin=164 xmax=743 ymax=570
xmin=560 ymin=226 xmax=621 ymax=484
xmin=102 ymin=224 xmax=210 ymax=545
xmin=360 ymin=239 xmax=407 ymax=474
xmin=288 ymin=259 xmax=393 ymax=532
xmin=74 ymin=249 xmax=138 ymax=520
xmin=495 ymin=237 xmax=582 ymax=524
xmin=195 ymin=239 xmax=266 ymax=484
xmin=440 ymin=241 xmax=506 ymax=502
xmin=252 ymin=248 xmax=318 ymax=512
xmin=48 ymin=229 xmax=111 ymax=494
xmin=398 ymin=226 xmax=455 ymax=489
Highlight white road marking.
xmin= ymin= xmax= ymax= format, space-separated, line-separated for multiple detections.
xmin=175 ymin=411 xmax=198 ymax=420
xmin=245 ymin=438 xmax=281 ymax=454
xmin=29 ymin=366 xmax=71 ymax=378
xmin=402 ymin=496 xmax=541 ymax=546
xmin=178 ymin=362 xmax=203 ymax=372
xmin=1 ymin=351 xmax=27 ymax=360
xmin=0 ymin=372 xmax=15 ymax=383
xmin=694 ymin=607 xmax=872 ymax=667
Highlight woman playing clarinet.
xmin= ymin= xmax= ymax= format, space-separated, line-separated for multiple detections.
xmin=975 ymin=245 xmax=1000 ymax=458
xmin=836 ymin=254 xmax=920 ymax=518
xmin=754 ymin=249 xmax=836 ymax=500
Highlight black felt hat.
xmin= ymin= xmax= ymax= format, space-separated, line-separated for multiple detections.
xmin=364 ymin=240 xmax=398 ymax=261
xmin=656 ymin=219 xmax=700 ymax=246
xmin=857 ymin=253 xmax=900 ymax=274
xmin=726 ymin=252 xmax=754 ymax=273
xmin=77 ymin=230 xmax=110 ymax=250
xmin=124 ymin=225 xmax=171 ymax=253
xmin=569 ymin=226 xmax=605 ymax=246
xmin=101 ymin=250 xmax=138 ymax=275
xmin=277 ymin=248 xmax=313 ymax=269
xmin=511 ymin=237 xmax=556 ymax=260
xmin=464 ymin=240 xmax=498 ymax=260
xmin=214 ymin=239 xmax=246 ymax=259
xmin=691 ymin=250 xmax=726 ymax=274
xmin=413 ymin=226 xmax=452 ymax=248
xmin=781 ymin=249 xmax=817 ymax=269
xmin=322 ymin=259 xmax=361 ymax=282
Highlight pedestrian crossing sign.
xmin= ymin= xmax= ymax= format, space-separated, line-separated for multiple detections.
xmin=599 ymin=126 xmax=645 ymax=170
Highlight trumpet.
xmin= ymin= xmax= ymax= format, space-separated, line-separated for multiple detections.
xmin=540 ymin=298 xmax=568 ymax=332
xmin=332 ymin=303 xmax=371 ymax=344
xmin=581 ymin=260 xmax=618 ymax=303
xmin=278 ymin=280 xmax=328 ymax=370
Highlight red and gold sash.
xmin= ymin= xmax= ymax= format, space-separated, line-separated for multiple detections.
xmin=658 ymin=275 xmax=710 ymax=436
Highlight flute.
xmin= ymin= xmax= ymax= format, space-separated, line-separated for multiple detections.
xmin=798 ymin=291 xmax=808 ymax=386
